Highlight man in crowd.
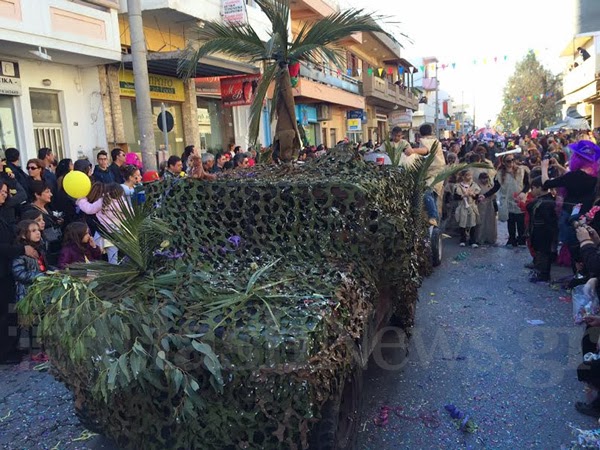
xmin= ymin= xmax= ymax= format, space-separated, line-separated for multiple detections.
xmin=202 ymin=153 xmax=215 ymax=173
xmin=212 ymin=153 xmax=227 ymax=173
xmin=109 ymin=148 xmax=126 ymax=184
xmin=93 ymin=150 xmax=115 ymax=184
xmin=37 ymin=147 xmax=57 ymax=194
xmin=405 ymin=124 xmax=446 ymax=226
xmin=163 ymin=156 xmax=183 ymax=179
xmin=4 ymin=148 xmax=28 ymax=189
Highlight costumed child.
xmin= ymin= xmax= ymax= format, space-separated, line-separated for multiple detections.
xmin=57 ymin=221 xmax=103 ymax=269
xmin=526 ymin=177 xmax=558 ymax=282
xmin=475 ymin=172 xmax=497 ymax=245
xmin=454 ymin=169 xmax=481 ymax=247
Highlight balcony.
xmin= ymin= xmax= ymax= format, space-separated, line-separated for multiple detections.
xmin=563 ymin=55 xmax=599 ymax=102
xmin=299 ymin=62 xmax=362 ymax=95
xmin=362 ymin=74 xmax=418 ymax=111
xmin=0 ymin=0 xmax=121 ymax=64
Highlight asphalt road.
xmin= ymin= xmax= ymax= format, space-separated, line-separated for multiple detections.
xmin=1 ymin=224 xmax=598 ymax=449
xmin=357 ymin=224 xmax=598 ymax=449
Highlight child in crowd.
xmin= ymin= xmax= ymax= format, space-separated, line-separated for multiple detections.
xmin=76 ymin=183 xmax=128 ymax=264
xmin=12 ymin=220 xmax=47 ymax=302
xmin=58 ymin=221 xmax=103 ymax=269
xmin=454 ymin=169 xmax=481 ymax=247
xmin=121 ymin=164 xmax=142 ymax=206
xmin=476 ymin=172 xmax=498 ymax=245
xmin=526 ymin=176 xmax=558 ymax=282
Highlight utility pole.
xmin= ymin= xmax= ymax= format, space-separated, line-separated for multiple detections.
xmin=461 ymin=90 xmax=465 ymax=137
xmin=434 ymin=63 xmax=439 ymax=139
xmin=127 ymin=0 xmax=157 ymax=171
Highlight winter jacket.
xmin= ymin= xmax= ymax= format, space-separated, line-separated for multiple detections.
xmin=58 ymin=242 xmax=102 ymax=269
xmin=12 ymin=252 xmax=46 ymax=301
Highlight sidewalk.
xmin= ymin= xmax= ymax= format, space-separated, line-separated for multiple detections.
xmin=357 ymin=225 xmax=597 ymax=449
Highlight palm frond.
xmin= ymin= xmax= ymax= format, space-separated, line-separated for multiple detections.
xmin=97 ymin=199 xmax=171 ymax=272
xmin=428 ymin=162 xmax=493 ymax=189
xmin=288 ymin=9 xmax=383 ymax=61
xmin=248 ymin=63 xmax=278 ymax=146
xmin=269 ymin=71 xmax=282 ymax=125
xmin=254 ymin=0 xmax=290 ymax=56
xmin=178 ymin=22 xmax=266 ymax=78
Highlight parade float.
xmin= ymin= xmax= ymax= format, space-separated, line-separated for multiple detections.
xmin=18 ymin=146 xmax=432 ymax=449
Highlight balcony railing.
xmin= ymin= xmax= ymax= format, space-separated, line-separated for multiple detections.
xmin=563 ymin=55 xmax=597 ymax=96
xmin=362 ymin=74 xmax=418 ymax=109
xmin=299 ymin=62 xmax=362 ymax=95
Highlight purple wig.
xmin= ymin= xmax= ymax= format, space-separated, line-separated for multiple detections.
xmin=568 ymin=140 xmax=600 ymax=176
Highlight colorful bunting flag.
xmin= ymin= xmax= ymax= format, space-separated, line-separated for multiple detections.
xmin=377 ymin=68 xmax=384 ymax=76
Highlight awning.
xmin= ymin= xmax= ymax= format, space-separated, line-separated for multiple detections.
xmin=566 ymin=105 xmax=585 ymax=119
xmin=560 ymin=34 xmax=593 ymax=57
xmin=546 ymin=116 xmax=590 ymax=131
xmin=121 ymin=51 xmax=259 ymax=78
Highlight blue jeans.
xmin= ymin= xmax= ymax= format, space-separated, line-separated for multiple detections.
xmin=424 ymin=190 xmax=439 ymax=221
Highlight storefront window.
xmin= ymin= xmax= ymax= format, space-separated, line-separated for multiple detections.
xmin=197 ymin=98 xmax=223 ymax=152
xmin=0 ymin=96 xmax=18 ymax=150
xmin=120 ymin=98 xmax=184 ymax=157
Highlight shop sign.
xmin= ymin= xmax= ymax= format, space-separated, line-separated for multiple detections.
xmin=0 ymin=61 xmax=21 ymax=96
xmin=222 ymin=0 xmax=248 ymax=25
xmin=347 ymin=109 xmax=367 ymax=123
xmin=347 ymin=118 xmax=361 ymax=131
xmin=119 ymin=70 xmax=185 ymax=102
xmin=389 ymin=109 xmax=413 ymax=126
xmin=195 ymin=77 xmax=222 ymax=96
xmin=220 ymin=74 xmax=261 ymax=107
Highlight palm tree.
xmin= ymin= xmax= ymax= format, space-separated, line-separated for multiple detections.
xmin=178 ymin=0 xmax=385 ymax=163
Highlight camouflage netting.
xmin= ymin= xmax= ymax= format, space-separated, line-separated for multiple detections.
xmin=28 ymin=148 xmax=429 ymax=449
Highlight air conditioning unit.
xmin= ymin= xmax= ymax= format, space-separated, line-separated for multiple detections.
xmin=316 ymin=104 xmax=331 ymax=121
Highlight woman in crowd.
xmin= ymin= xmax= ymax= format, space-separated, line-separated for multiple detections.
xmin=485 ymin=154 xmax=530 ymax=247
xmin=55 ymin=158 xmax=73 ymax=190
xmin=23 ymin=180 xmax=63 ymax=265
xmin=181 ymin=145 xmax=197 ymax=173
xmin=188 ymin=155 xmax=216 ymax=181
xmin=542 ymin=140 xmax=599 ymax=277
xmin=121 ymin=164 xmax=142 ymax=205
xmin=476 ymin=172 xmax=498 ymax=245
xmin=58 ymin=221 xmax=102 ymax=269
xmin=0 ymin=180 xmax=38 ymax=363
xmin=25 ymin=158 xmax=46 ymax=201
xmin=453 ymin=169 xmax=480 ymax=247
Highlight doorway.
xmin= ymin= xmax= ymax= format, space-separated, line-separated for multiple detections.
xmin=0 ymin=95 xmax=18 ymax=151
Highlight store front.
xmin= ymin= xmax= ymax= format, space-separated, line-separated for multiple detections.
xmin=119 ymin=70 xmax=186 ymax=157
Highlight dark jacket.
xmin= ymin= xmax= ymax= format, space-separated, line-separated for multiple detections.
xmin=52 ymin=188 xmax=80 ymax=225
xmin=58 ymin=242 xmax=102 ymax=269
xmin=526 ymin=193 xmax=557 ymax=251
xmin=12 ymin=252 xmax=46 ymax=301
xmin=43 ymin=170 xmax=58 ymax=195
xmin=0 ymin=173 xmax=27 ymax=222
xmin=6 ymin=161 xmax=28 ymax=192
xmin=0 ymin=215 xmax=24 ymax=279
xmin=582 ymin=243 xmax=600 ymax=278
xmin=109 ymin=163 xmax=124 ymax=184
xmin=93 ymin=166 xmax=115 ymax=184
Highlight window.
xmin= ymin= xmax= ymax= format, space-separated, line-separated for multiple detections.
xmin=0 ymin=96 xmax=18 ymax=151
xmin=30 ymin=90 xmax=65 ymax=159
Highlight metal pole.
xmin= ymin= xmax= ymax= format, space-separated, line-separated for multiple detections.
xmin=127 ymin=0 xmax=157 ymax=170
xmin=161 ymin=102 xmax=169 ymax=154
xmin=461 ymin=90 xmax=465 ymax=137
xmin=434 ymin=63 xmax=439 ymax=138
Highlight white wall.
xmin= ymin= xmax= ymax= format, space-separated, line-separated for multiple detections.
xmin=13 ymin=58 xmax=107 ymax=162
xmin=0 ymin=0 xmax=121 ymax=62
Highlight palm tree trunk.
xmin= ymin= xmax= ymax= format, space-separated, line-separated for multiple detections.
xmin=274 ymin=67 xmax=301 ymax=164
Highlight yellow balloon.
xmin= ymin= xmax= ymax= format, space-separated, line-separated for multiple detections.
xmin=63 ymin=170 xmax=91 ymax=199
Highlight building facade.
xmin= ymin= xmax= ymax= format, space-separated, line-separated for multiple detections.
xmin=0 ymin=0 xmax=121 ymax=163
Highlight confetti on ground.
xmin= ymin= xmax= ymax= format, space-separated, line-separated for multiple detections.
xmin=526 ymin=319 xmax=545 ymax=325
